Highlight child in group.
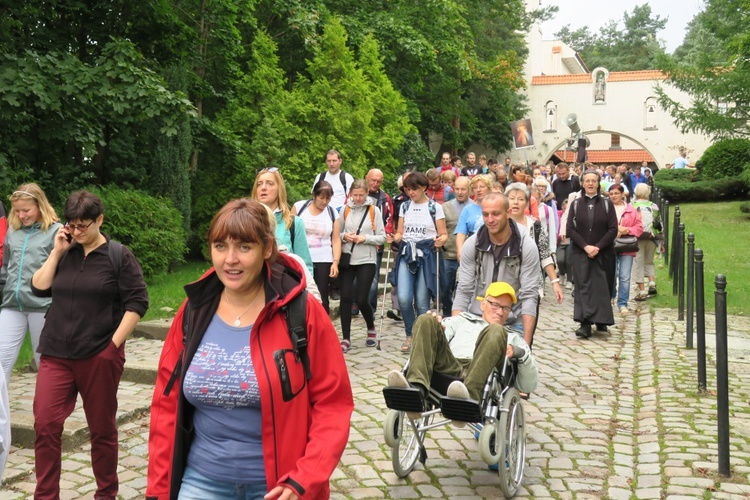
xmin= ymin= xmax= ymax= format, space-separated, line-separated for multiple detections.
xmin=441 ymin=171 xmax=457 ymax=202
xmin=0 ymin=184 xmax=62 ymax=381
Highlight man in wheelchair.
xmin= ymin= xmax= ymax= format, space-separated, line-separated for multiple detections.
xmin=387 ymin=281 xmax=538 ymax=416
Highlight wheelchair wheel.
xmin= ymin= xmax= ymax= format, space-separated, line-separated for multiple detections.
xmin=384 ymin=409 xmax=401 ymax=448
xmin=391 ymin=412 xmax=430 ymax=478
xmin=478 ymin=422 xmax=501 ymax=465
xmin=497 ymin=388 xmax=526 ymax=498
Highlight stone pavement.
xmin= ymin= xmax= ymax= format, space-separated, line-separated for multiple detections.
xmin=2 ymin=283 xmax=750 ymax=499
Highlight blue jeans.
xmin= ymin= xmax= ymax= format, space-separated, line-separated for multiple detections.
xmin=612 ymin=254 xmax=634 ymax=308
xmin=440 ymin=258 xmax=460 ymax=316
xmin=397 ymin=260 xmax=431 ymax=337
xmin=179 ymin=466 xmax=267 ymax=500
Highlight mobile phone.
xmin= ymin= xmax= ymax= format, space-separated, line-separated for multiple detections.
xmin=65 ymin=232 xmax=72 ymax=243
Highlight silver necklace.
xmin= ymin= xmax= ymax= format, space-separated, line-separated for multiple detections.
xmin=225 ymin=287 xmax=263 ymax=327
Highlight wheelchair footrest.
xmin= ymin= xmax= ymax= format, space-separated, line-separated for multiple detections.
xmin=383 ymin=386 xmax=424 ymax=413
xmin=441 ymin=396 xmax=483 ymax=423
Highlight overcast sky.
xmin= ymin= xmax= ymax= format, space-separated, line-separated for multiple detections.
xmin=539 ymin=0 xmax=706 ymax=53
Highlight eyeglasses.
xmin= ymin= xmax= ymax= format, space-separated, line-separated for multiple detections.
xmin=484 ymin=299 xmax=512 ymax=314
xmin=258 ymin=167 xmax=279 ymax=174
xmin=66 ymin=220 xmax=95 ymax=232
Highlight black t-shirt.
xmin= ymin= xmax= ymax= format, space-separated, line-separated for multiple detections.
xmin=553 ymin=176 xmax=581 ymax=206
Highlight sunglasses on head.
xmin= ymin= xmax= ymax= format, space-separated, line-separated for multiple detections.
xmin=258 ymin=167 xmax=279 ymax=174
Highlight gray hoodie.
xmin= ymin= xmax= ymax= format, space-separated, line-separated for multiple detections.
xmin=453 ymin=220 xmax=541 ymax=324
xmin=339 ymin=198 xmax=385 ymax=266
xmin=0 ymin=222 xmax=62 ymax=312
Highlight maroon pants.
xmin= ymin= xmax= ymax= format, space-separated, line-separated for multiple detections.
xmin=33 ymin=342 xmax=125 ymax=500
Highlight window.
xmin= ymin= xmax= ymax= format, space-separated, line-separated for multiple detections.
xmin=544 ymin=101 xmax=557 ymax=132
xmin=644 ymin=97 xmax=658 ymax=130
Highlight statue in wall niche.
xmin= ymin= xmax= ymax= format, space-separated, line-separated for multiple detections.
xmin=594 ymin=70 xmax=606 ymax=103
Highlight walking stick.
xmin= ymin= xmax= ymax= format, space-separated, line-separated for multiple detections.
xmin=435 ymin=247 xmax=441 ymax=315
xmin=376 ymin=248 xmax=392 ymax=351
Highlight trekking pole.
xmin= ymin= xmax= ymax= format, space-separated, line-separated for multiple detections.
xmin=435 ymin=247 xmax=441 ymax=315
xmin=376 ymin=248 xmax=392 ymax=351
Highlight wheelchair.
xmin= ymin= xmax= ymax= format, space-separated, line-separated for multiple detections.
xmin=382 ymin=354 xmax=526 ymax=498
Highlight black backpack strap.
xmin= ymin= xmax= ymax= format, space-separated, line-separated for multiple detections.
xmin=284 ymin=291 xmax=311 ymax=381
xmin=327 ymin=206 xmax=335 ymax=223
xmin=108 ymin=240 xmax=124 ymax=280
xmin=339 ymin=171 xmax=347 ymax=193
xmin=290 ymin=217 xmax=296 ymax=249
xmin=164 ymin=301 xmax=191 ymax=396
xmin=298 ymin=199 xmax=313 ymax=216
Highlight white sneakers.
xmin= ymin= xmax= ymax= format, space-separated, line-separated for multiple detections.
xmin=446 ymin=381 xmax=471 ymax=428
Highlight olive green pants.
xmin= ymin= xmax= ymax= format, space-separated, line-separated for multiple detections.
xmin=406 ymin=314 xmax=507 ymax=401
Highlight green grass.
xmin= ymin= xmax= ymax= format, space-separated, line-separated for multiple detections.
xmin=142 ymin=259 xmax=211 ymax=321
xmin=14 ymin=334 xmax=34 ymax=372
xmin=650 ymin=201 xmax=750 ymax=316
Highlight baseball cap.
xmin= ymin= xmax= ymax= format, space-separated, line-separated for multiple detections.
xmin=477 ymin=282 xmax=517 ymax=304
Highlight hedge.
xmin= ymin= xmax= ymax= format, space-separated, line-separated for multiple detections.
xmin=93 ymin=185 xmax=187 ymax=278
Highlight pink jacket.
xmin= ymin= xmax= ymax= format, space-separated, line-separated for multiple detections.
xmin=617 ymin=203 xmax=644 ymax=256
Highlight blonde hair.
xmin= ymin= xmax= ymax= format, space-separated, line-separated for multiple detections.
xmin=8 ymin=183 xmax=59 ymax=231
xmin=440 ymin=171 xmax=457 ymax=183
xmin=470 ymin=174 xmax=493 ymax=189
xmin=252 ymin=169 xmax=293 ymax=229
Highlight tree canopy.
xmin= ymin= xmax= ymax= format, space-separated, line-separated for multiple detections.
xmin=0 ymin=0 xmax=545 ymax=249
xmin=555 ymin=4 xmax=668 ymax=71
xmin=657 ymin=0 xmax=750 ymax=140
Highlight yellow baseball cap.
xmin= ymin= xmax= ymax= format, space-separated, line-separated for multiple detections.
xmin=477 ymin=282 xmax=517 ymax=304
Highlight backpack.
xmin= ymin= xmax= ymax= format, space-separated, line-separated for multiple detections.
xmin=297 ymin=199 xmax=336 ymax=223
xmin=637 ymin=204 xmax=661 ymax=239
xmin=343 ymin=204 xmax=376 ymax=233
xmin=163 ymin=290 xmax=311 ymax=397
xmin=402 ymin=198 xmax=437 ymax=230
xmin=315 ymin=171 xmax=348 ymax=195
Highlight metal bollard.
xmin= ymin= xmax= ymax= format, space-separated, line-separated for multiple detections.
xmin=670 ymin=206 xmax=680 ymax=279
xmin=714 ymin=274 xmax=730 ymax=477
xmin=695 ymin=250 xmax=706 ymax=391
xmin=686 ymin=233 xmax=695 ymax=347
xmin=663 ymin=200 xmax=670 ymax=266
xmin=677 ymin=223 xmax=685 ymax=318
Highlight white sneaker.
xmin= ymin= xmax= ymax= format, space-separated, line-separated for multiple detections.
xmin=565 ymin=281 xmax=573 ymax=290
xmin=387 ymin=370 xmax=410 ymax=389
xmin=387 ymin=371 xmax=422 ymax=420
xmin=447 ymin=381 xmax=471 ymax=428
xmin=620 ymin=306 xmax=629 ymax=316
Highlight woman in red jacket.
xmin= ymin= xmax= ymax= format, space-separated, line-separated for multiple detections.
xmin=146 ymin=199 xmax=353 ymax=500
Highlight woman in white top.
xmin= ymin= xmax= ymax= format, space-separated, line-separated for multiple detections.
xmin=292 ymin=181 xmax=341 ymax=315
xmin=387 ymin=172 xmax=447 ymax=353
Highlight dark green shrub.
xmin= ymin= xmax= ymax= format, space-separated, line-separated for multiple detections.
xmin=653 ymin=168 xmax=696 ymax=183
xmin=93 ymin=185 xmax=187 ymax=278
xmin=698 ymin=138 xmax=750 ymax=181
xmin=741 ymin=201 xmax=750 ymax=215
xmin=655 ymin=176 xmax=748 ymax=202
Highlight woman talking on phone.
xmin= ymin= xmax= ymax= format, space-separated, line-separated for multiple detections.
xmin=31 ymin=190 xmax=148 ymax=499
